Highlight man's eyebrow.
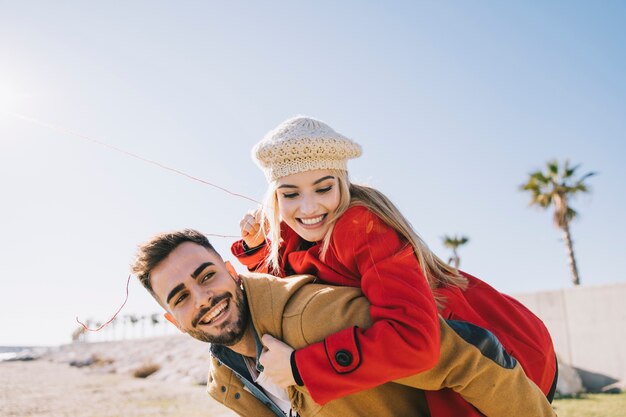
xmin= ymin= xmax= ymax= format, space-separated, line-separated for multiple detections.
xmin=166 ymin=283 xmax=186 ymax=305
xmin=191 ymin=262 xmax=214 ymax=279
xmin=278 ymin=176 xmax=335 ymax=189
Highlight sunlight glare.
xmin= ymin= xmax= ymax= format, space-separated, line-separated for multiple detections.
xmin=0 ymin=83 xmax=32 ymax=112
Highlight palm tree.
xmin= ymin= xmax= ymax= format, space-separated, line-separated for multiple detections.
xmin=129 ymin=314 xmax=139 ymax=339
xmin=82 ymin=319 xmax=93 ymax=342
xmin=150 ymin=313 xmax=160 ymax=337
xmin=72 ymin=325 xmax=86 ymax=343
xmin=442 ymin=235 xmax=470 ymax=268
xmin=110 ymin=317 xmax=118 ymax=341
xmin=520 ymin=159 xmax=596 ymax=286
xmin=93 ymin=321 xmax=102 ymax=342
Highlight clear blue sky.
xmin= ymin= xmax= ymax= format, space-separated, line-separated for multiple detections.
xmin=1 ymin=1 xmax=624 ymax=346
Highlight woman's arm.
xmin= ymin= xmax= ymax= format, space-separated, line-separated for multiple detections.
xmin=271 ymin=276 xmax=555 ymax=416
xmin=231 ymin=209 xmax=272 ymax=272
xmin=293 ymin=206 xmax=441 ymax=404
xmin=231 ymin=239 xmax=270 ymax=273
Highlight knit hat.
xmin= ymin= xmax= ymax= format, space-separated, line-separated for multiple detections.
xmin=253 ymin=116 xmax=362 ymax=182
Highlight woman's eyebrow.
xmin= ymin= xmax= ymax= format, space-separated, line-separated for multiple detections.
xmin=278 ymin=175 xmax=335 ymax=189
xmin=313 ymin=175 xmax=335 ymax=185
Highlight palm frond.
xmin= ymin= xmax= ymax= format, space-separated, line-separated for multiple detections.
xmin=520 ymin=159 xmax=595 ymax=221
xmin=442 ymin=234 xmax=470 ymax=249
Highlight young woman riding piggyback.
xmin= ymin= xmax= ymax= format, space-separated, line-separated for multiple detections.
xmin=232 ymin=116 xmax=557 ymax=415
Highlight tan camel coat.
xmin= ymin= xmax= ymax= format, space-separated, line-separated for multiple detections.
xmin=207 ymin=274 xmax=555 ymax=417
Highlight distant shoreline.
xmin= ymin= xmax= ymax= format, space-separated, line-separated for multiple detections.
xmin=0 ymin=346 xmax=30 ymax=361
xmin=0 ymin=345 xmax=51 ymax=362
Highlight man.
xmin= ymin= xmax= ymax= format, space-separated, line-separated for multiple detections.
xmin=132 ymin=229 xmax=555 ymax=417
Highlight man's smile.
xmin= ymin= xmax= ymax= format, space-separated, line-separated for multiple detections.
xmin=194 ymin=299 xmax=230 ymax=327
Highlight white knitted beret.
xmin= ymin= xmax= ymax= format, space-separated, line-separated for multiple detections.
xmin=253 ymin=116 xmax=362 ymax=182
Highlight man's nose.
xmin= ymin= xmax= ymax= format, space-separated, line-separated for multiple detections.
xmin=192 ymin=286 xmax=212 ymax=309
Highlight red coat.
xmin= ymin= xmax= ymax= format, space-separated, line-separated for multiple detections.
xmin=232 ymin=205 xmax=556 ymax=415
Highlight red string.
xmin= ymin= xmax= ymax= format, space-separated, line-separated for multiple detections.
xmin=6 ymin=112 xmax=261 ymax=205
xmin=6 ymin=112 xmax=259 ymax=332
xmin=76 ymin=275 xmax=131 ymax=332
xmin=205 ymin=233 xmax=241 ymax=238
xmin=74 ymin=234 xmax=243 ymax=332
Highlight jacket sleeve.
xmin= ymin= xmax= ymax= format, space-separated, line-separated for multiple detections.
xmin=231 ymin=239 xmax=271 ymax=273
xmin=399 ymin=318 xmax=556 ymax=417
xmin=293 ymin=207 xmax=441 ymax=404
xmin=283 ymin=284 xmax=555 ymax=417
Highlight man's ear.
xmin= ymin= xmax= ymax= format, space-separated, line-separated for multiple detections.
xmin=225 ymin=260 xmax=238 ymax=279
xmin=225 ymin=261 xmax=243 ymax=287
xmin=163 ymin=313 xmax=185 ymax=333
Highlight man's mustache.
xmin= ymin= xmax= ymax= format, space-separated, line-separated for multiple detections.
xmin=191 ymin=293 xmax=231 ymax=328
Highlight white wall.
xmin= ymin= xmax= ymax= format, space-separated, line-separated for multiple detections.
xmin=514 ymin=282 xmax=626 ymax=383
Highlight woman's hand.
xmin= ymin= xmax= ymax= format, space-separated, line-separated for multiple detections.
xmin=239 ymin=208 xmax=266 ymax=248
xmin=259 ymin=334 xmax=296 ymax=388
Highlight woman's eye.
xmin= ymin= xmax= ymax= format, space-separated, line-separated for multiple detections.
xmin=316 ymin=186 xmax=332 ymax=194
xmin=282 ymin=192 xmax=299 ymax=199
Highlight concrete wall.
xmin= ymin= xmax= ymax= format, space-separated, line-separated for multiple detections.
xmin=514 ymin=282 xmax=626 ymax=383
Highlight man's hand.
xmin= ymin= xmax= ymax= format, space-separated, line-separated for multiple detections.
xmin=259 ymin=334 xmax=296 ymax=388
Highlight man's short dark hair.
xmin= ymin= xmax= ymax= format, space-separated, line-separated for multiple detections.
xmin=131 ymin=229 xmax=217 ymax=297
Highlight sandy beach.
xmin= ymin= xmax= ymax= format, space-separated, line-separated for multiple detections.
xmin=0 ymin=336 xmax=238 ymax=417
xmin=0 ymin=360 xmax=236 ymax=417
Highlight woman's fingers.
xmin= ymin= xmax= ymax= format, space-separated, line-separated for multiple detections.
xmin=239 ymin=209 xmax=265 ymax=248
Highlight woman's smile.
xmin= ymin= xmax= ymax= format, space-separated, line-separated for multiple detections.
xmin=277 ymin=169 xmax=341 ymax=242
xmin=298 ymin=214 xmax=327 ymax=226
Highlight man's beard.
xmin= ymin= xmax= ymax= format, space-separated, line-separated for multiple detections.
xmin=186 ymin=289 xmax=250 ymax=346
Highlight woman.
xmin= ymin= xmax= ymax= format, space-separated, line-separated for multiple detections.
xmin=232 ymin=115 xmax=557 ymax=415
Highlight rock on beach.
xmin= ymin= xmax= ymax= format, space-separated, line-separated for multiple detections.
xmin=40 ymin=334 xmax=212 ymax=385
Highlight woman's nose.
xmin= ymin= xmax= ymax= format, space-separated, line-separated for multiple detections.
xmin=300 ymin=194 xmax=318 ymax=214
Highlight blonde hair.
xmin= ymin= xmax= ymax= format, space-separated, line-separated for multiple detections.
xmin=260 ymin=170 xmax=467 ymax=296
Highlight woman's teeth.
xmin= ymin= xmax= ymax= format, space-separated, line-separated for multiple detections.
xmin=300 ymin=215 xmax=325 ymax=225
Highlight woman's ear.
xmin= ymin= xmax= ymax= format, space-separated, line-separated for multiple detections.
xmin=163 ymin=313 xmax=184 ymax=332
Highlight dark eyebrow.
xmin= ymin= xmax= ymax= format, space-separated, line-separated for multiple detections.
xmin=166 ymin=283 xmax=186 ymax=305
xmin=314 ymin=175 xmax=335 ymax=185
xmin=166 ymin=262 xmax=214 ymax=305
xmin=191 ymin=262 xmax=214 ymax=279
xmin=277 ymin=176 xmax=335 ymax=189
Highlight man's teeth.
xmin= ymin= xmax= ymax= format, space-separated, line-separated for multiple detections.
xmin=300 ymin=215 xmax=325 ymax=225
xmin=201 ymin=300 xmax=228 ymax=325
